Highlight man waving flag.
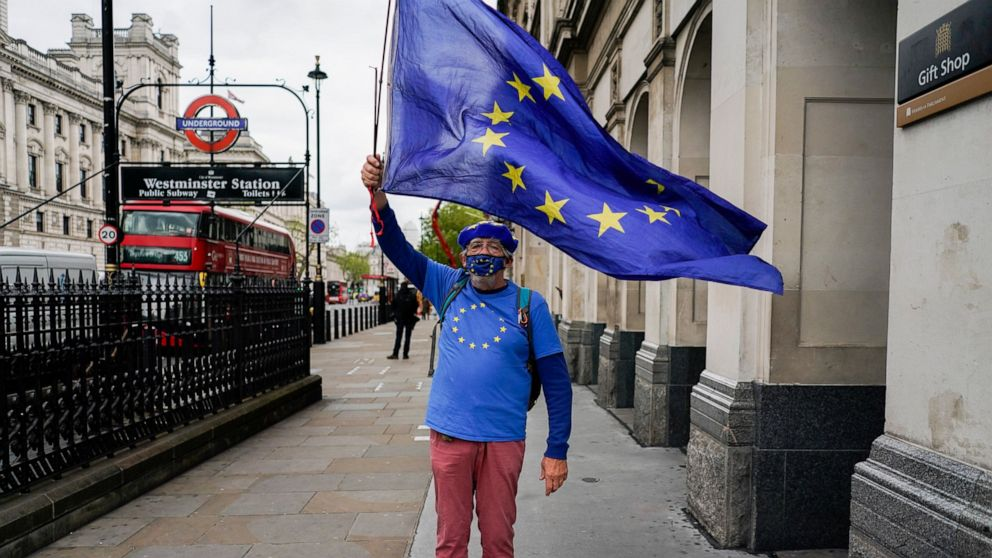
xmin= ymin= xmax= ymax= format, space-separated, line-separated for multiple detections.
xmin=382 ymin=0 xmax=783 ymax=294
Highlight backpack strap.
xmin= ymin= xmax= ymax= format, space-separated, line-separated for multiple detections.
xmin=517 ymin=287 xmax=541 ymax=410
xmin=439 ymin=273 xmax=470 ymax=324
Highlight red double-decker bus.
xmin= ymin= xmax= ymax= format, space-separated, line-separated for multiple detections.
xmin=120 ymin=203 xmax=296 ymax=279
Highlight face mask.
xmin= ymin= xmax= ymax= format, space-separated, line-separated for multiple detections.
xmin=465 ymin=254 xmax=506 ymax=277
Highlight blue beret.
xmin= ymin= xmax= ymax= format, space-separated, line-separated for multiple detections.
xmin=457 ymin=221 xmax=518 ymax=253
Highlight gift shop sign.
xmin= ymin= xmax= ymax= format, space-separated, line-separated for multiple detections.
xmin=897 ymin=0 xmax=992 ymax=126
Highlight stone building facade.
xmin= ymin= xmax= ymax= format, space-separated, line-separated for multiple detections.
xmin=501 ymin=0 xmax=990 ymax=555
xmin=0 ymin=10 xmax=185 ymax=266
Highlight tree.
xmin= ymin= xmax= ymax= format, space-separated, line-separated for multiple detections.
xmin=329 ymin=251 xmax=371 ymax=284
xmin=419 ymin=202 xmax=485 ymax=267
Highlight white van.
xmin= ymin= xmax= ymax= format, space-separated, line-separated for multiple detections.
xmin=0 ymin=248 xmax=98 ymax=286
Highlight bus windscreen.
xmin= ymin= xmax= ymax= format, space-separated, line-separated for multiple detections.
xmin=123 ymin=211 xmax=200 ymax=237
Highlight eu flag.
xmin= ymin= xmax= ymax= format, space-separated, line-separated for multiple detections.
xmin=382 ymin=0 xmax=783 ymax=294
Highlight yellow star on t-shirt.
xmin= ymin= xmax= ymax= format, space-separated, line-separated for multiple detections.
xmin=499 ymin=326 xmax=507 ymax=333
xmin=469 ymin=342 xmax=476 ymax=349
xmin=636 ymin=205 xmax=671 ymax=225
xmin=587 ymin=202 xmax=627 ymax=237
xmin=501 ymin=163 xmax=526 ymax=193
xmin=506 ymin=72 xmax=536 ymax=103
xmin=535 ymin=191 xmax=569 ymax=225
xmin=532 ymin=64 xmax=565 ymax=101
xmin=493 ymin=336 xmax=501 ymax=343
xmin=482 ymin=101 xmax=514 ymax=125
xmin=482 ymin=342 xmax=490 ymax=349
xmin=646 ymin=178 xmax=665 ymax=194
xmin=472 ymin=128 xmax=509 ymax=156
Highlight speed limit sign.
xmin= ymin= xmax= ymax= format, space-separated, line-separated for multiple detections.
xmin=98 ymin=224 xmax=120 ymax=246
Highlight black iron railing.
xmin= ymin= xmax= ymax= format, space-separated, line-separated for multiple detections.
xmin=0 ymin=271 xmax=310 ymax=494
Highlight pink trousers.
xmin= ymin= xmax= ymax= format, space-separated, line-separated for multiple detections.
xmin=430 ymin=430 xmax=526 ymax=558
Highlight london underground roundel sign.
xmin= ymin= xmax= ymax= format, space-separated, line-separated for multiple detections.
xmin=176 ymin=95 xmax=247 ymax=154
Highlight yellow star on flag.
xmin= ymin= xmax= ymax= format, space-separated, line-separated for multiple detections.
xmin=637 ymin=205 xmax=671 ymax=225
xmin=469 ymin=342 xmax=476 ymax=349
xmin=459 ymin=308 xmax=466 ymax=314
xmin=472 ymin=128 xmax=509 ymax=156
xmin=482 ymin=101 xmax=514 ymax=125
xmin=458 ymin=336 xmax=465 ymax=343
xmin=661 ymin=206 xmax=682 ymax=217
xmin=532 ymin=64 xmax=565 ymax=101
xmin=535 ymin=191 xmax=569 ymax=225
xmin=493 ymin=336 xmax=501 ymax=343
xmin=482 ymin=342 xmax=490 ymax=349
xmin=646 ymin=179 xmax=665 ymax=194
xmin=499 ymin=326 xmax=507 ymax=333
xmin=506 ymin=73 xmax=536 ymax=102
xmin=502 ymin=162 xmax=526 ymax=192
xmin=453 ymin=316 xmax=460 ymax=322
xmin=587 ymin=203 xmax=628 ymax=237
xmin=470 ymin=304 xmax=478 ymax=310
xmin=479 ymin=303 xmax=486 ymax=308
xmin=451 ymin=326 xmax=459 ymax=333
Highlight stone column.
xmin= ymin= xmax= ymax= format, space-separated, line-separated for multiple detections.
xmin=68 ymin=114 xmax=81 ymax=203
xmin=12 ymin=90 xmax=28 ymax=190
xmin=90 ymin=119 xmax=102 ymax=205
xmin=42 ymin=102 xmax=56 ymax=196
xmin=850 ymin=2 xmax=992 ymax=556
xmin=685 ymin=1 xmax=895 ymax=551
xmin=0 ymin=78 xmax=11 ymax=184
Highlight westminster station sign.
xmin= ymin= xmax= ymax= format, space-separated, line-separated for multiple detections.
xmin=897 ymin=0 xmax=992 ymax=126
xmin=121 ymin=166 xmax=305 ymax=202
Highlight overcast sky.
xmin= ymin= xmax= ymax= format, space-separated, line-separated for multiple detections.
xmin=7 ymin=0 xmax=496 ymax=250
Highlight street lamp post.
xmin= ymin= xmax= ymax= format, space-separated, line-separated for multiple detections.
xmin=308 ymin=56 xmax=328 ymax=343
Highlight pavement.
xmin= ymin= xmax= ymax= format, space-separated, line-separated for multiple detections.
xmin=28 ymin=320 xmax=846 ymax=558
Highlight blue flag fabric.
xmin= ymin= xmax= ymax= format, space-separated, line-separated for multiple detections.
xmin=382 ymin=0 xmax=783 ymax=294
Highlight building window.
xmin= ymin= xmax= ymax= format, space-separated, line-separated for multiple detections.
xmin=63 ymin=215 xmax=71 ymax=236
xmin=36 ymin=211 xmax=44 ymax=232
xmin=86 ymin=219 xmax=94 ymax=239
xmin=79 ymin=123 xmax=87 ymax=143
xmin=121 ymin=139 xmax=126 ymax=157
xmin=27 ymin=104 xmax=36 ymax=126
xmin=80 ymin=169 xmax=88 ymax=198
xmin=55 ymin=162 xmax=65 ymax=192
xmin=55 ymin=114 xmax=63 ymax=136
xmin=28 ymin=155 xmax=38 ymax=188
xmin=160 ymin=150 xmax=166 ymax=162
xmin=157 ymin=78 xmax=164 ymax=109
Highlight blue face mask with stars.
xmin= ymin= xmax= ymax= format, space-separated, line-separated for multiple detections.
xmin=465 ymin=254 xmax=506 ymax=277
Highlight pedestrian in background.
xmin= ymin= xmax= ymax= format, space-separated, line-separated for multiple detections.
xmin=389 ymin=280 xmax=420 ymax=360
xmin=362 ymin=154 xmax=572 ymax=558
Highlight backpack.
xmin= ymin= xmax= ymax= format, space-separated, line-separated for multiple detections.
xmin=428 ymin=273 xmax=542 ymax=411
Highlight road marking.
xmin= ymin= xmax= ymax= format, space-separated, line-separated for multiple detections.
xmin=413 ymin=436 xmax=430 ymax=442
xmin=378 ymin=366 xmax=390 ymax=375
xmin=310 ymin=368 xmax=323 ymax=374
xmin=415 ymin=382 xmax=423 ymax=391
xmin=417 ymin=425 xmax=429 ymax=430
xmin=374 ymin=382 xmax=384 ymax=392
xmin=352 ymin=358 xmax=360 ymax=364
xmin=346 ymin=367 xmax=360 ymax=376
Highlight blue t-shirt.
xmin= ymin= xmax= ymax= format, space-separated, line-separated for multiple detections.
xmin=423 ymin=270 xmax=562 ymax=442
